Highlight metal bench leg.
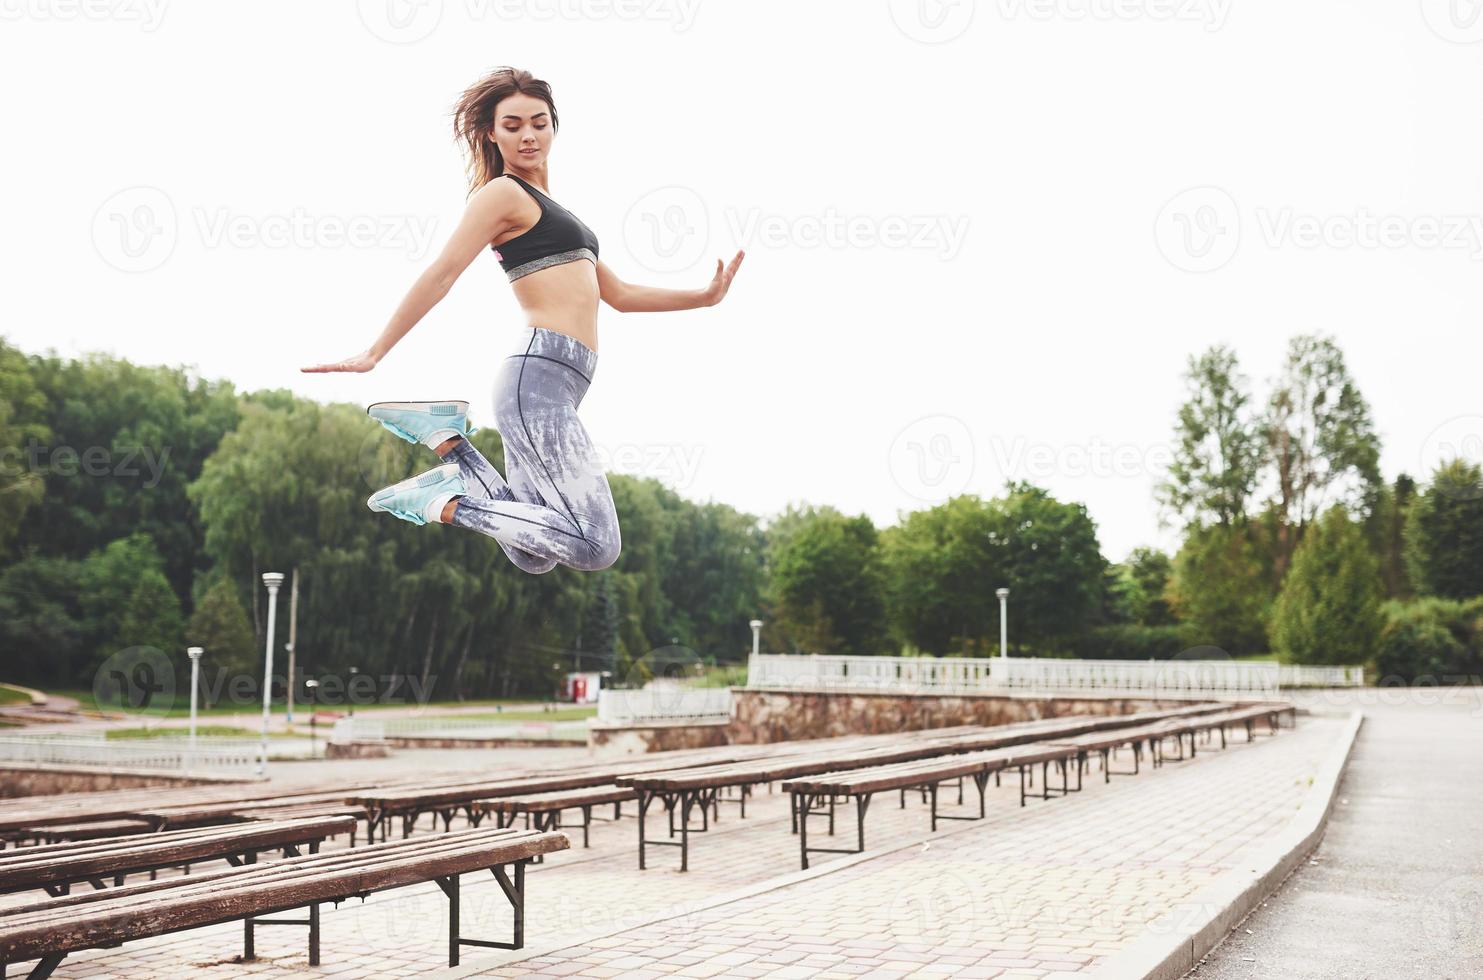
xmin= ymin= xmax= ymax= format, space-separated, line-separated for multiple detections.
xmin=309 ymin=900 xmax=320 ymax=966
xmin=582 ymin=805 xmax=592 ymax=847
xmin=243 ymin=850 xmax=258 ymax=960
xmin=638 ymin=790 xmax=651 ymax=870
xmin=20 ymin=952 xmax=66 ymax=980
xmin=798 ymin=792 xmax=810 ymax=870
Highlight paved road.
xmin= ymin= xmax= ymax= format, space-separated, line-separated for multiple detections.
xmin=1188 ymin=687 xmax=1483 ymax=980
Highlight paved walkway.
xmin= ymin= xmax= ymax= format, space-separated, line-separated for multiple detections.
xmin=1 ymin=712 xmax=1350 ymax=979
xmin=1188 ymin=688 xmax=1483 ymax=979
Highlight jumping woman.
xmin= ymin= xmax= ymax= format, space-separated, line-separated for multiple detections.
xmin=302 ymin=66 xmax=744 ymax=573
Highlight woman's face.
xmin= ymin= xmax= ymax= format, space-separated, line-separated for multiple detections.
xmin=491 ymin=93 xmax=554 ymax=171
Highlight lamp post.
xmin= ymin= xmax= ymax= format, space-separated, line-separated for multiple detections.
xmin=347 ymin=666 xmax=358 ymax=720
xmin=749 ymin=620 xmax=763 ymax=657
xmin=996 ymin=588 xmax=1010 ymax=659
xmin=259 ymin=572 xmax=284 ymax=778
xmin=186 ymin=646 xmax=203 ymax=773
xmin=305 ymin=678 xmax=320 ymax=758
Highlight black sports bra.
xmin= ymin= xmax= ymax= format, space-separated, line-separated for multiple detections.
xmin=491 ymin=173 xmax=599 ymax=282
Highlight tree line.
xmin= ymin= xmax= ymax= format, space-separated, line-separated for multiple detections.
xmin=0 ymin=331 xmax=1478 ymax=702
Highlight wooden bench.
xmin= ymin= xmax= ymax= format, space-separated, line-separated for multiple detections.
xmin=0 ymin=816 xmax=355 ymax=897
xmin=473 ymin=785 xmax=637 ymax=849
xmin=0 ymin=826 xmax=569 ymax=978
xmin=779 ymin=742 xmax=1086 ymax=869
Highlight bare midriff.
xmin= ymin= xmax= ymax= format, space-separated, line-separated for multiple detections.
xmin=507 ymin=259 xmax=600 ymax=354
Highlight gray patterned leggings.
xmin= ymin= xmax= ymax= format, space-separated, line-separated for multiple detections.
xmin=441 ymin=326 xmax=620 ymax=574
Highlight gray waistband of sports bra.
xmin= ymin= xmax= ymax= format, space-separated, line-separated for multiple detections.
xmin=505 ymin=247 xmax=597 ymax=283
xmin=510 ymin=326 xmax=599 ymax=379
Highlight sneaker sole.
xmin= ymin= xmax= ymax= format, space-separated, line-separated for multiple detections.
xmin=367 ymin=400 xmax=471 ymax=416
xmin=367 ymin=462 xmax=460 ymax=511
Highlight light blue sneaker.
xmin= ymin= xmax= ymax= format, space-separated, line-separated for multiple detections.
xmin=367 ymin=400 xmax=478 ymax=450
xmin=367 ymin=463 xmax=465 ymax=526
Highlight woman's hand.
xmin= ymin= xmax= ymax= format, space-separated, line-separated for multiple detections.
xmin=700 ymin=250 xmax=745 ymax=307
xmin=301 ymin=349 xmax=380 ymax=373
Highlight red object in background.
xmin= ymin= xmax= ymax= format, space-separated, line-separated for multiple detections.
xmin=570 ymin=676 xmax=587 ymax=702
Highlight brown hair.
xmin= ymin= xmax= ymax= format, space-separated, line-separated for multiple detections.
xmin=451 ymin=67 xmax=559 ymax=198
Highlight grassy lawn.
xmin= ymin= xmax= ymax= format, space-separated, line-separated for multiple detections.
xmin=0 ymin=685 xmax=34 ymax=706
xmin=44 ymin=690 xmax=579 ymax=719
xmin=403 ymin=706 xmax=597 ymax=724
xmin=105 ymin=725 xmax=308 ymax=740
xmin=690 ymin=664 xmax=749 ymax=688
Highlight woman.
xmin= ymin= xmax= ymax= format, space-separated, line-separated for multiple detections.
xmin=302 ymin=67 xmax=744 ymax=573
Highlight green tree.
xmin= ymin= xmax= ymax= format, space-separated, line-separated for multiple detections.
xmin=1404 ymin=460 xmax=1483 ymax=600
xmin=1167 ymin=522 xmax=1273 ymax=655
xmin=1263 ymin=333 xmax=1383 ymax=580
xmin=1157 ymin=345 xmax=1265 ymax=530
xmin=769 ymin=506 xmax=887 ymax=656
xmin=117 ymin=570 xmax=185 ymax=661
xmin=185 ymin=576 xmax=257 ymax=703
xmin=1366 ymin=474 xmax=1417 ymax=600
xmin=0 ymin=339 xmax=50 ymax=558
xmin=1270 ymin=505 xmax=1384 ymax=665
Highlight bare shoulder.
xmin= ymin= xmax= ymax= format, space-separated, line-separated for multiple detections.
xmin=467 ymin=175 xmax=524 ymax=215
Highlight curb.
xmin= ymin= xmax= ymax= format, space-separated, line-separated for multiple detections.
xmin=1090 ymin=708 xmax=1365 ymax=980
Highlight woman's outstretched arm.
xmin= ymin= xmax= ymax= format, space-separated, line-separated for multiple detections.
xmin=596 ymin=250 xmax=744 ymax=314
xmin=301 ymin=182 xmax=516 ymax=373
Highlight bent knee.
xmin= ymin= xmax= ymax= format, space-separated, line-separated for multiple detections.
xmin=573 ymin=533 xmax=620 ymax=572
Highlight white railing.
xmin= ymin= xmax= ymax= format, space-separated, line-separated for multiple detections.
xmin=377 ymin=716 xmax=587 ymax=742
xmin=596 ymin=687 xmax=735 ymax=725
xmin=1276 ymin=663 xmax=1366 ymax=687
xmin=993 ymin=657 xmax=1279 ymax=696
xmin=746 ymin=654 xmax=998 ymax=694
xmin=0 ymin=733 xmax=263 ymax=774
xmin=330 ymin=717 xmax=385 ymax=744
xmin=747 ymin=653 xmax=1364 ymax=697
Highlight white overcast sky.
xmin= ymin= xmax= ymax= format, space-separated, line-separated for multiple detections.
xmin=2 ymin=0 xmax=1480 ymax=563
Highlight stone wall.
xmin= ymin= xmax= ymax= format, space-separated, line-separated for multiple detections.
xmin=0 ymin=763 xmax=251 ymax=798
xmin=587 ymin=721 xmax=731 ymax=756
xmin=585 ymin=689 xmax=1214 ymax=753
xmin=728 ymin=689 xmax=1206 ymax=742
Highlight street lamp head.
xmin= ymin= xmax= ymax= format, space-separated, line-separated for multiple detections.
xmin=749 ymin=619 xmax=763 ymax=630
xmin=995 ymin=588 xmax=1010 ymax=599
xmin=262 ymin=572 xmax=285 ymax=588
xmin=304 ymin=679 xmax=319 ymax=690
xmin=187 ymin=646 xmax=203 ymax=660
